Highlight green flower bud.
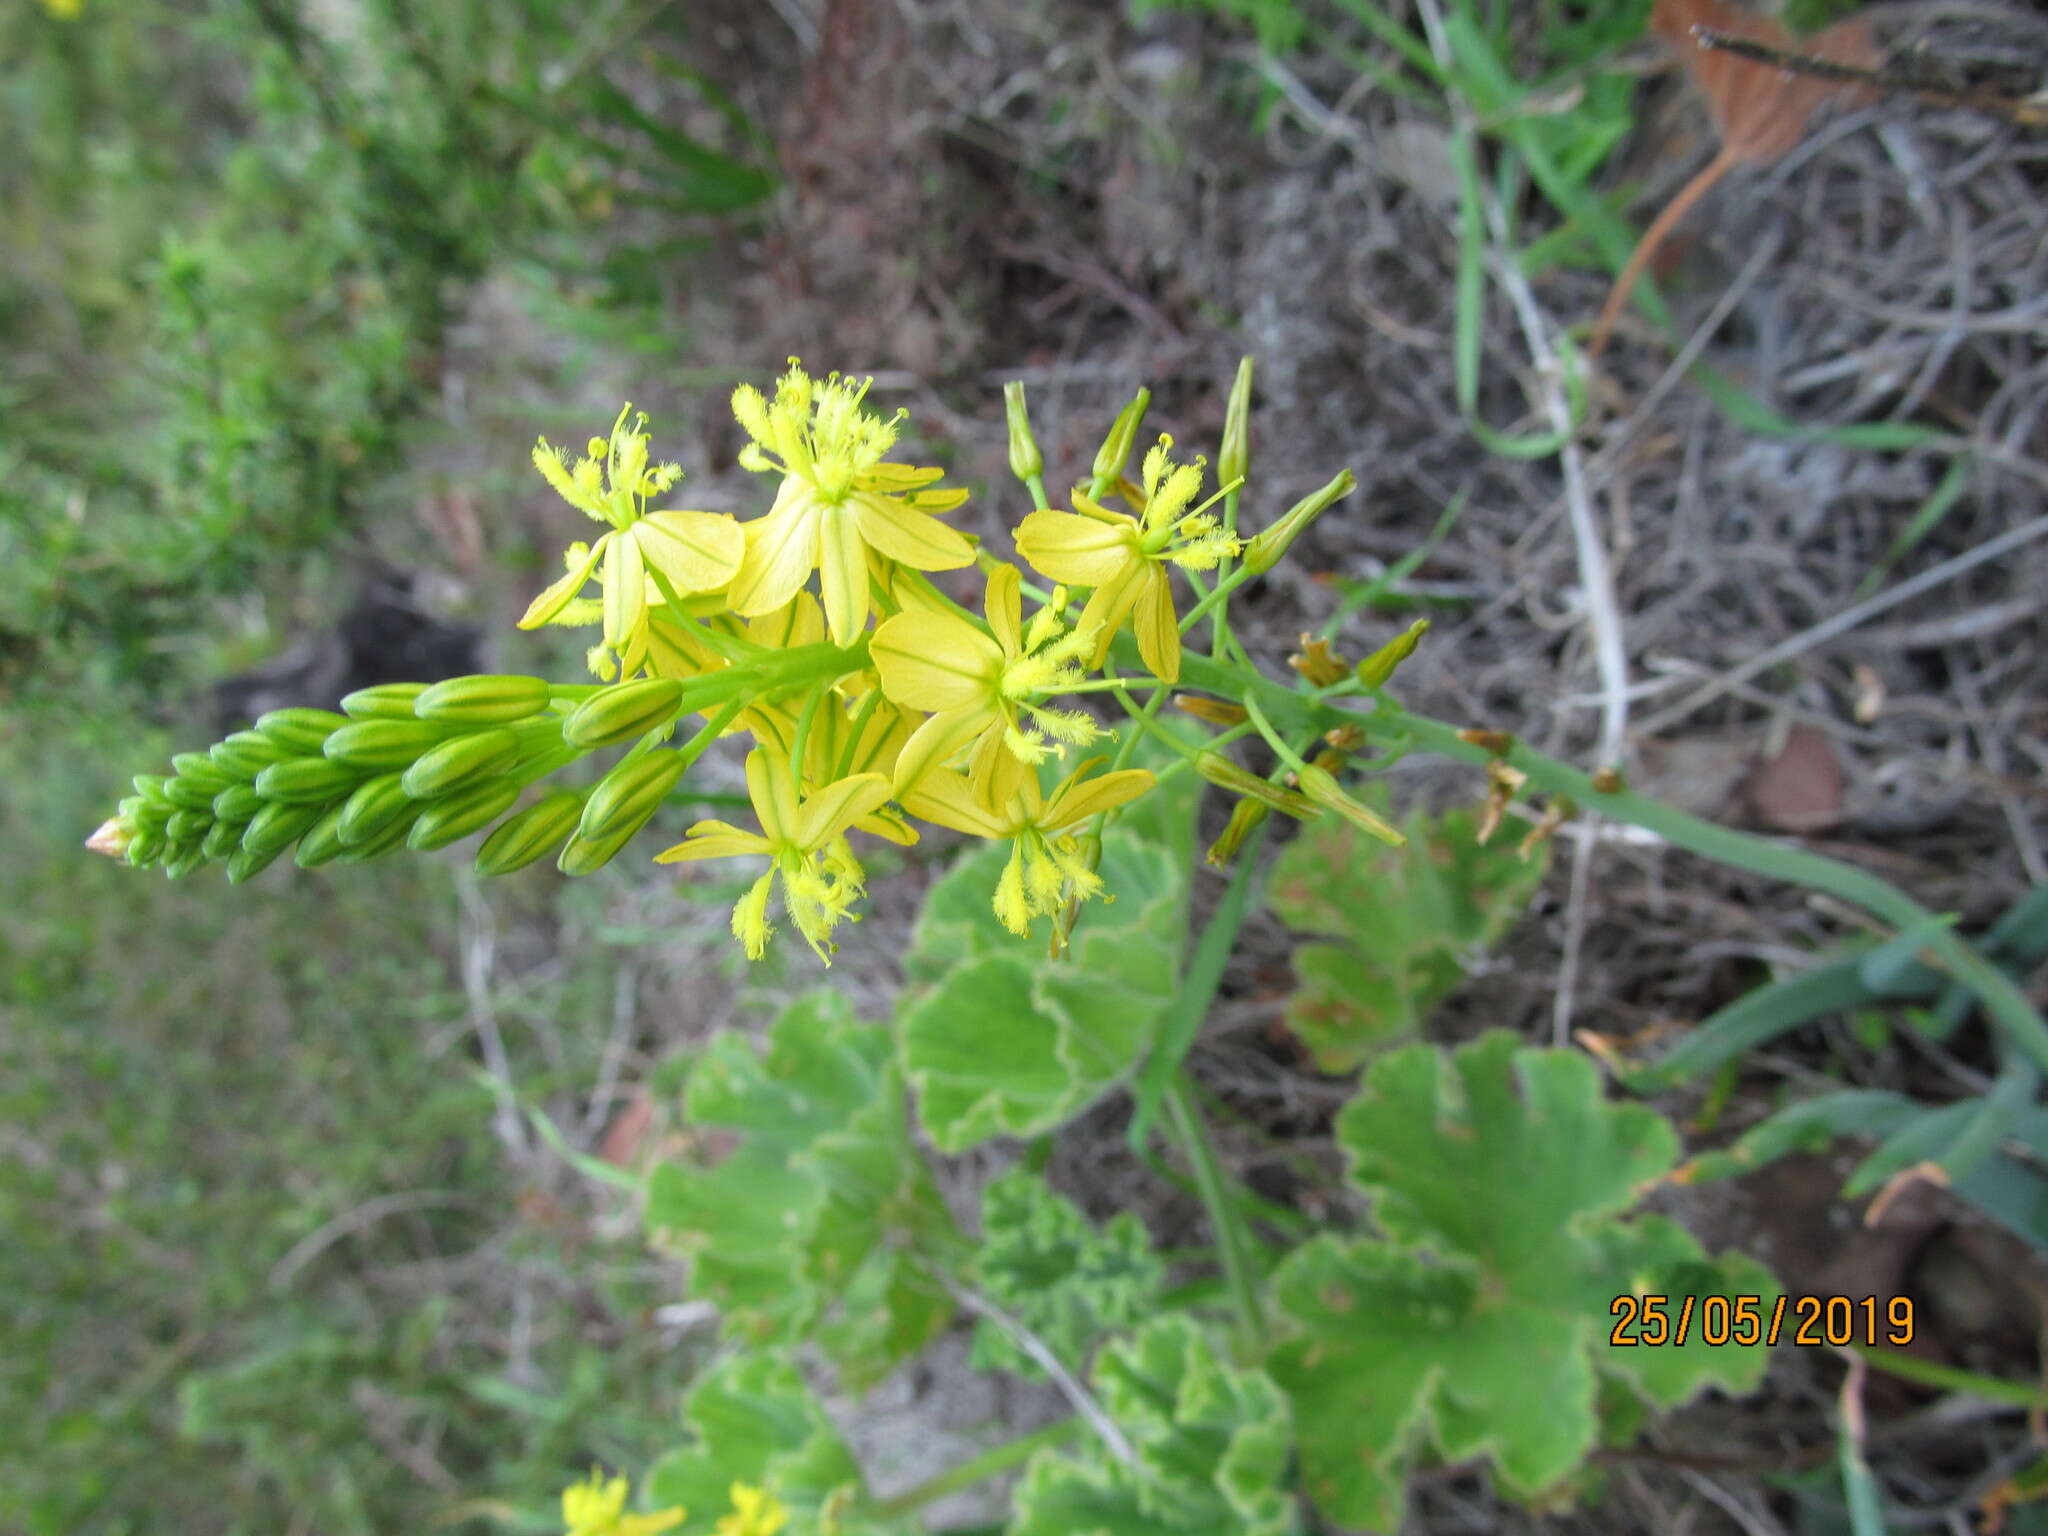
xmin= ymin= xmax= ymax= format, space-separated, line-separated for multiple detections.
xmin=336 ymin=772 xmax=417 ymax=846
xmin=129 ymin=797 xmax=173 ymax=833
xmin=407 ymin=778 xmax=523 ymax=852
xmin=340 ymin=682 xmax=429 ymax=720
xmin=241 ymin=799 xmax=327 ymax=857
xmin=1242 ymin=469 xmax=1356 ymax=576
xmin=413 ymin=673 xmax=555 ymax=725
xmin=159 ymin=776 xmax=219 ymax=812
xmin=226 ymin=841 xmax=289 ymax=885
xmin=562 ymin=678 xmax=686 ymax=749
xmin=202 ymin=818 xmax=245 ymax=861
xmin=400 ymin=728 xmax=521 ymax=799
xmin=162 ymin=842 xmax=208 ymax=881
xmin=171 ymin=753 xmax=234 ymax=795
xmin=211 ymin=732 xmax=290 ymax=778
xmin=556 ymin=821 xmax=640 ymax=878
xmin=580 ymin=751 xmax=686 ymax=842
xmin=475 ymin=788 xmax=587 ymax=876
xmin=1295 ymin=765 xmax=1405 ymax=846
xmin=255 ymin=708 xmax=350 ymax=754
xmin=125 ymin=827 xmax=166 ymax=868
xmin=132 ymin=773 xmax=169 ymax=800
xmin=322 ymin=718 xmax=453 ymax=769
xmin=293 ymin=804 xmax=352 ymax=868
xmin=1193 ymin=752 xmax=1321 ymax=819
xmin=254 ymin=757 xmax=364 ymax=804
xmin=1356 ymin=619 xmax=1429 ymax=689
xmin=1004 ymin=381 xmax=1043 ymax=484
xmin=1218 ymin=356 xmax=1253 ymax=492
xmin=1092 ymin=387 xmax=1151 ymax=489
xmin=164 ymin=808 xmax=212 ymax=843
xmin=335 ymin=802 xmax=426 ymax=863
xmin=211 ymin=782 xmax=264 ymax=823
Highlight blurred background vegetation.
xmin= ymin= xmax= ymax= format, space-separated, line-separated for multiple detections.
xmin=2 ymin=1 xmax=775 ymax=1530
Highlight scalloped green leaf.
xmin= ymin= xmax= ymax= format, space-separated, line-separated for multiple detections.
xmin=900 ymin=834 xmax=1189 ymax=1152
xmin=968 ymin=1167 xmax=1164 ymax=1380
xmin=1009 ymin=1316 xmax=1297 ymax=1536
xmin=644 ymin=1351 xmax=903 ymax=1536
xmin=1266 ymin=806 xmax=1547 ymax=1071
xmin=645 ymin=992 xmax=956 ymax=1382
xmin=1268 ymin=1033 xmax=1774 ymax=1530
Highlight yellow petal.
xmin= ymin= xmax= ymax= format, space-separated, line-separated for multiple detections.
xmin=966 ymin=725 xmax=1030 ymax=812
xmin=1043 ymin=767 xmax=1155 ymax=828
xmin=901 ymin=766 xmax=1009 ymax=838
xmin=519 ymin=537 xmax=609 ymax=628
xmin=603 ymin=533 xmax=648 ymax=649
xmin=852 ymin=804 xmax=920 ymax=846
xmin=1132 ymin=564 xmax=1180 ymax=684
xmin=795 ymin=772 xmax=894 ymax=849
xmin=852 ymin=490 xmax=975 ymax=571
xmin=746 ymin=749 xmax=800 ymax=845
xmin=652 ymin=822 xmax=774 ymax=862
xmin=890 ymin=705 xmax=990 ymax=796
xmin=746 ymin=590 xmax=825 ymax=650
xmin=729 ymin=488 xmax=819 ymax=617
xmin=857 ymin=462 xmax=947 ymax=492
xmin=817 ymin=504 xmax=870 ymax=646
xmin=1015 ymin=508 xmax=1135 ymax=587
xmin=871 ymin=612 xmax=999 ymax=711
xmin=1074 ymin=559 xmax=1149 ymax=667
xmin=634 ymin=511 xmax=744 ymax=593
xmin=984 ymin=563 xmax=1023 ymax=658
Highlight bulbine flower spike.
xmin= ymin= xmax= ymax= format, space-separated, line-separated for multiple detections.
xmin=871 ymin=562 xmax=1102 ymax=808
xmin=520 ymin=405 xmax=744 ymax=672
xmin=98 ymin=356 xmax=1376 ymax=971
xmin=726 ymin=360 xmax=974 ymax=646
xmin=902 ymin=758 xmax=1154 ymax=937
xmin=653 ymin=746 xmax=894 ymax=963
xmin=1014 ymin=434 xmax=1240 ymax=684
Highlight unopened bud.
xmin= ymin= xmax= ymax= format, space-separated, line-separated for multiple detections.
xmin=1357 ymin=619 xmax=1430 ymax=689
xmin=1004 ymin=381 xmax=1043 ymax=485
xmin=1091 ymin=387 xmax=1151 ymax=490
xmin=85 ymin=818 xmax=133 ymax=858
xmin=1242 ymin=469 xmax=1355 ymax=575
xmin=1174 ymin=696 xmax=1248 ymax=727
xmin=1206 ymin=798 xmax=1270 ymax=867
xmin=1194 ymin=752 xmax=1320 ymax=819
xmin=1295 ymin=765 xmax=1405 ymax=846
xmin=1217 ymin=357 xmax=1253 ymax=491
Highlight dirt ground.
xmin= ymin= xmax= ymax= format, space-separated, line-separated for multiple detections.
xmin=387 ymin=0 xmax=2048 ymax=1528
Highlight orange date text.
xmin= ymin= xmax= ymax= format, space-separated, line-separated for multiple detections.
xmin=1607 ymin=1294 xmax=1914 ymax=1348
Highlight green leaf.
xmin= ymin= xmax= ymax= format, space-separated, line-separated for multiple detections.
xmin=900 ymin=834 xmax=1189 ymax=1152
xmin=968 ymin=1168 xmax=1164 ymax=1381
xmin=644 ymin=1352 xmax=892 ymax=1536
xmin=645 ymin=992 xmax=956 ymax=1381
xmin=1265 ymin=807 xmax=1547 ymax=1071
xmin=1268 ymin=1033 xmax=1773 ymax=1530
xmin=1008 ymin=1316 xmax=1297 ymax=1536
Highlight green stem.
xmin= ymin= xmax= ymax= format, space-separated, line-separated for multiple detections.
xmin=864 ymin=1419 xmax=1081 ymax=1521
xmin=1164 ymin=1072 xmax=1267 ymax=1360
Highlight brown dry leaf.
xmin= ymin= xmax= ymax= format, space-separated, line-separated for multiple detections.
xmin=1742 ymin=721 xmax=1846 ymax=833
xmin=1592 ymin=0 xmax=1882 ymax=356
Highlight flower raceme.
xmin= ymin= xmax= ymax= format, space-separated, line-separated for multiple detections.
xmin=93 ymin=360 xmax=1368 ymax=965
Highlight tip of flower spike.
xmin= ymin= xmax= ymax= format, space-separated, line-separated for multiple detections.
xmin=85 ymin=818 xmax=133 ymax=858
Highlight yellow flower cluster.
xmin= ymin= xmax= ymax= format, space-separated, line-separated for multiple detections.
xmin=519 ymin=362 xmax=1259 ymax=963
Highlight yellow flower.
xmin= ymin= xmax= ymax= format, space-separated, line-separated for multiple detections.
xmin=871 ymin=563 xmax=1102 ymax=807
xmin=39 ymin=0 xmax=84 ymax=16
xmin=715 ymin=1483 xmax=789 ymax=1536
xmin=901 ymin=760 xmax=1155 ymax=936
xmin=520 ymin=405 xmax=745 ymax=670
xmin=1013 ymin=435 xmax=1239 ymax=685
xmin=653 ymin=746 xmax=895 ymax=962
xmin=726 ymin=362 xmax=974 ymax=646
xmin=560 ymin=1468 xmax=684 ymax=1536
